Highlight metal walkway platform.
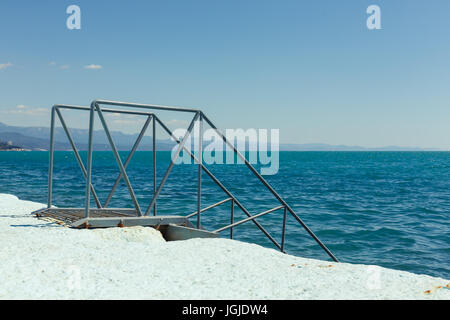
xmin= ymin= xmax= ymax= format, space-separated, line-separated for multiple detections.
xmin=35 ymin=208 xmax=137 ymax=226
xmin=33 ymin=208 xmax=219 ymax=241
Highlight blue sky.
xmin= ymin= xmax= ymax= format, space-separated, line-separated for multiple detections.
xmin=0 ymin=0 xmax=449 ymax=148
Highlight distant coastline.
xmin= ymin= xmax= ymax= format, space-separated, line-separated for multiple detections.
xmin=0 ymin=141 xmax=28 ymax=151
xmin=0 ymin=122 xmax=444 ymax=152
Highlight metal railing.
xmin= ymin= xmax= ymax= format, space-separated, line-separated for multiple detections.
xmin=48 ymin=99 xmax=339 ymax=262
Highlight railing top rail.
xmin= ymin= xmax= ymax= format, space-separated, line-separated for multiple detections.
xmin=54 ymin=104 xmax=154 ymax=116
xmin=93 ymin=99 xmax=201 ymax=114
xmin=186 ymin=198 xmax=233 ymax=218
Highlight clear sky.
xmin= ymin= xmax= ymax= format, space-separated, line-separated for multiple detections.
xmin=0 ymin=0 xmax=449 ymax=148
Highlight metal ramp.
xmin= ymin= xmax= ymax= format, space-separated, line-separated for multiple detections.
xmin=37 ymin=99 xmax=338 ymax=262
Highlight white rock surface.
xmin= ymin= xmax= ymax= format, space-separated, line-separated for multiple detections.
xmin=0 ymin=193 xmax=448 ymax=300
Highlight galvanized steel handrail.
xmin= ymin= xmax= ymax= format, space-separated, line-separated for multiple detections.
xmin=48 ymin=104 xmax=156 ymax=211
xmin=153 ymin=115 xmax=283 ymax=250
xmin=48 ymin=100 xmax=339 ymax=262
xmin=213 ymin=205 xmax=285 ymax=233
xmin=186 ymin=198 xmax=233 ymax=218
xmin=202 ymin=113 xmax=339 ymax=262
xmin=94 ymin=99 xmax=200 ymax=114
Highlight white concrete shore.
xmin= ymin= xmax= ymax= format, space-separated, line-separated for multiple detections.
xmin=0 ymin=193 xmax=448 ymax=300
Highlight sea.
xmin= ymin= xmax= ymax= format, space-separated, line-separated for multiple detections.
xmin=0 ymin=151 xmax=449 ymax=279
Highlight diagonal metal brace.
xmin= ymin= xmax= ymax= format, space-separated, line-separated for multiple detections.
xmin=153 ymin=115 xmax=283 ymax=251
xmin=95 ymin=103 xmax=143 ymax=216
xmin=54 ymin=108 xmax=102 ymax=208
xmin=103 ymin=115 xmax=153 ymax=207
xmin=144 ymin=112 xmax=200 ymax=216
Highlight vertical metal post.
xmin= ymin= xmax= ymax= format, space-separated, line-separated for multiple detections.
xmin=230 ymin=199 xmax=234 ymax=239
xmin=55 ymin=108 xmax=102 ymax=208
xmin=84 ymin=102 xmax=96 ymax=218
xmin=144 ymin=113 xmax=200 ymax=216
xmin=95 ymin=105 xmax=143 ymax=216
xmin=281 ymin=206 xmax=287 ymax=253
xmin=47 ymin=107 xmax=56 ymax=208
xmin=197 ymin=113 xmax=203 ymax=229
xmin=153 ymin=116 xmax=157 ymax=216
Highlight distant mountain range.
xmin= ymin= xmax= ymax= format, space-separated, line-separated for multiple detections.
xmin=0 ymin=122 xmax=441 ymax=152
xmin=279 ymin=143 xmax=440 ymax=151
xmin=0 ymin=122 xmax=175 ymax=151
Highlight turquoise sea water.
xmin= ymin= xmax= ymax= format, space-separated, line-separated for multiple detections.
xmin=0 ymin=151 xmax=449 ymax=279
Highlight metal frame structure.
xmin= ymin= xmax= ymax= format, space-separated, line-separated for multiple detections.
xmin=46 ymin=99 xmax=339 ymax=262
